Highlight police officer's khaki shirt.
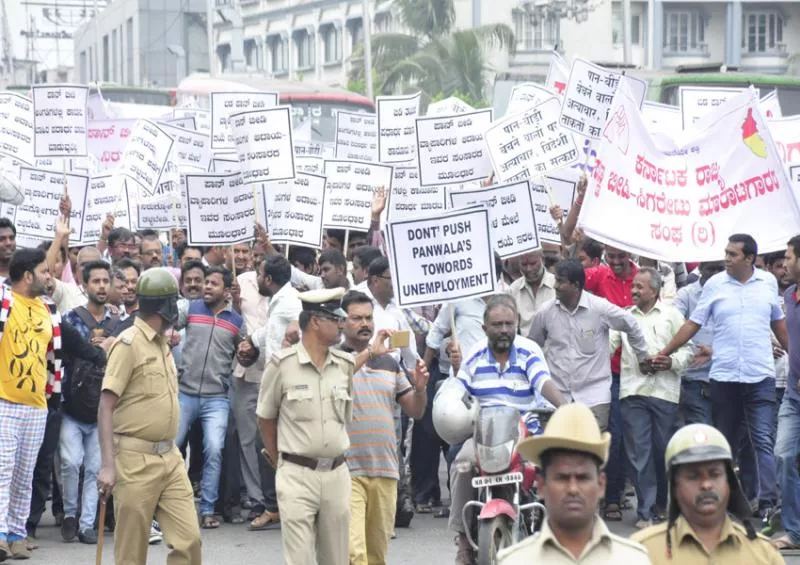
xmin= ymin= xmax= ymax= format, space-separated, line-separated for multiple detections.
xmin=498 ymin=516 xmax=651 ymax=565
xmin=631 ymin=515 xmax=784 ymax=565
xmin=102 ymin=317 xmax=180 ymax=443
xmin=256 ymin=341 xmax=354 ymax=459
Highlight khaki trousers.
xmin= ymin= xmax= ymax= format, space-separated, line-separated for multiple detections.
xmin=276 ymin=458 xmax=351 ymax=565
xmin=113 ymin=447 xmax=201 ymax=565
xmin=349 ymin=476 xmax=397 ymax=565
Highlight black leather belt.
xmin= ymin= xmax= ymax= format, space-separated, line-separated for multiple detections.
xmin=281 ymin=453 xmax=346 ymax=471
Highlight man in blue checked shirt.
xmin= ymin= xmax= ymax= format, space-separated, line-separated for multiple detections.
xmin=446 ymin=294 xmax=566 ymax=564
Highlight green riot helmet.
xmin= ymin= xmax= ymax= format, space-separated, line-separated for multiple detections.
xmin=136 ymin=267 xmax=180 ymax=326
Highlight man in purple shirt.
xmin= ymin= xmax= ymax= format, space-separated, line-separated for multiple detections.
xmin=774 ymin=234 xmax=800 ymax=551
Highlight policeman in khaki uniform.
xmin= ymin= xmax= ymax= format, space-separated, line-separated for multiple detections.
xmin=632 ymin=424 xmax=783 ymax=565
xmin=498 ymin=403 xmax=651 ymax=565
xmin=97 ymin=268 xmax=201 ymax=565
xmin=256 ymin=288 xmax=391 ymax=565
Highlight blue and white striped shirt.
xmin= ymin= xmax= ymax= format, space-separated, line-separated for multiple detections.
xmin=456 ymin=336 xmax=552 ymax=434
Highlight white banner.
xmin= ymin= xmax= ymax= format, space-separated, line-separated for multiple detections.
xmin=679 ymin=86 xmax=746 ymax=130
xmin=87 ymin=119 xmax=136 ymax=171
xmin=386 ymin=207 xmax=497 ymax=307
xmin=529 ymin=173 xmax=577 ymax=244
xmin=485 ymin=97 xmax=579 ymax=183
xmin=760 ymin=91 xmax=782 ymax=119
xmin=559 ymin=59 xmax=647 ymax=139
xmin=32 ymin=85 xmax=89 ymax=157
xmin=185 ymin=173 xmax=259 ymax=245
xmin=173 ymin=108 xmax=211 ymax=134
xmin=642 ymin=102 xmax=681 ymax=136
xmin=582 ymin=86 xmax=800 ymax=261
xmin=335 ymin=111 xmax=378 ymax=162
xmin=0 ymin=92 xmax=34 ymax=165
xmin=210 ymin=91 xmax=279 ymax=149
xmin=231 ymin=107 xmax=295 ymax=184
xmin=118 ymin=120 xmax=174 ymax=201
xmin=449 ymin=180 xmax=540 ymax=259
xmin=506 ymin=83 xmax=554 ymax=115
xmin=17 ymin=167 xmax=88 ymax=243
xmin=377 ymin=93 xmax=421 ymax=163
xmin=81 ymin=174 xmax=131 ymax=244
xmin=323 ymin=160 xmax=393 ymax=231
xmin=426 ymin=97 xmax=474 ymax=117
xmin=265 ymin=173 xmax=326 ymax=248
xmin=545 ymin=52 xmax=570 ymax=98
xmin=158 ymin=122 xmax=212 ymax=173
xmin=415 ymin=109 xmax=493 ymax=186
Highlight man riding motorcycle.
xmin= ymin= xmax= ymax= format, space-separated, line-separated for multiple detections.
xmin=433 ymin=295 xmax=567 ymax=565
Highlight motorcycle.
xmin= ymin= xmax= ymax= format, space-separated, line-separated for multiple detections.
xmin=460 ymin=405 xmax=550 ymax=565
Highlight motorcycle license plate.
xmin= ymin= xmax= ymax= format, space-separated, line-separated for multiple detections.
xmin=472 ymin=472 xmax=523 ymax=488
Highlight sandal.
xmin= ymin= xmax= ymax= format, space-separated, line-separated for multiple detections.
xmin=248 ymin=510 xmax=280 ymax=531
xmin=602 ymin=503 xmax=623 ymax=522
xmin=773 ymin=535 xmax=800 ymax=551
xmin=200 ymin=515 xmax=220 ymax=529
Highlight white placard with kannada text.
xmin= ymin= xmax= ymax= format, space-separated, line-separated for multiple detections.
xmin=415 ymin=109 xmax=493 ymax=186
xmin=449 ymin=180 xmax=540 ymax=259
xmin=387 ymin=183 xmax=447 ymax=222
xmin=159 ymin=116 xmax=196 ymax=131
xmin=87 ymin=119 xmax=136 ymax=171
xmin=81 ymin=175 xmax=131 ymax=244
xmin=158 ymin=122 xmax=212 ymax=173
xmin=323 ymin=160 xmax=394 ymax=231
xmin=386 ymin=206 xmax=497 ymax=307
xmin=118 ymin=120 xmax=174 ymax=202
xmin=209 ymin=153 xmax=239 ymax=173
xmin=559 ymin=59 xmax=647 ymax=139
xmin=210 ymin=91 xmax=279 ymax=149
xmin=32 ymin=85 xmax=89 ymax=157
xmin=377 ymin=93 xmax=421 ymax=163
xmin=426 ymin=97 xmax=474 ymax=117
xmin=173 ymin=108 xmax=210 ymax=134
xmin=16 ymin=167 xmax=87 ymax=243
xmin=485 ymin=97 xmax=579 ymax=183
xmin=0 ymin=92 xmax=34 ymax=164
xmin=264 ymin=173 xmax=326 ymax=248
xmin=231 ymin=107 xmax=295 ymax=184
xmin=295 ymin=156 xmax=324 ymax=175
xmin=679 ymin=86 xmax=747 ymax=130
xmin=529 ymin=174 xmax=577 ymax=244
xmin=136 ymin=179 xmax=188 ymax=230
xmin=185 ymin=173 xmax=259 ymax=245
xmin=506 ymin=83 xmax=554 ymax=115
xmin=335 ymin=111 xmax=378 ymax=162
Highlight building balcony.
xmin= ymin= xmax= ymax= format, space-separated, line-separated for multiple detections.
xmin=661 ymin=42 xmax=713 ymax=68
xmin=740 ymin=43 xmax=789 ymax=73
xmin=509 ymin=47 xmax=558 ymax=68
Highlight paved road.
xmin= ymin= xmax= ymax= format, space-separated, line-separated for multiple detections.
xmin=27 ymin=504 xmax=800 ymax=564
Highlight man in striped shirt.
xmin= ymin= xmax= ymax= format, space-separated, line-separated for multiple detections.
xmin=447 ymin=294 xmax=567 ymax=565
xmin=339 ymin=290 xmax=429 ymax=565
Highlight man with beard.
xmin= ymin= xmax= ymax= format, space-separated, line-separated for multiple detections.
xmin=507 ymin=250 xmax=556 ymax=336
xmin=444 ymin=294 xmax=567 ymax=565
xmin=632 ymin=424 xmax=781 ymax=564
xmin=0 ymin=218 xmax=16 ymax=281
xmin=140 ymin=233 xmax=165 ymax=271
xmin=180 ymin=260 xmax=206 ymax=300
xmin=113 ymin=259 xmax=141 ymax=334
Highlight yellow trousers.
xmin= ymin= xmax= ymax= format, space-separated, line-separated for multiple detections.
xmin=349 ymin=476 xmax=397 ymax=565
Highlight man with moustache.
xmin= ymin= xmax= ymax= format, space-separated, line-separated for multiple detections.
xmin=632 ymin=424 xmax=781 ymax=564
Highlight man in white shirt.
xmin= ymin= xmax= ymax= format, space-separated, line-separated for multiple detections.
xmin=507 ymin=250 xmax=556 ymax=335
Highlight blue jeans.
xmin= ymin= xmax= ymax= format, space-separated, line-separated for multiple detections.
xmin=176 ymin=393 xmax=230 ymax=516
xmin=711 ymin=378 xmax=778 ymax=506
xmin=59 ymin=413 xmax=100 ymax=532
xmin=604 ymin=374 xmax=626 ymax=505
xmin=679 ymin=380 xmax=712 ymax=427
xmin=776 ymin=395 xmax=800 ymax=544
xmin=621 ymin=396 xmax=677 ymax=521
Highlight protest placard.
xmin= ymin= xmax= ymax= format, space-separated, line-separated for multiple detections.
xmin=486 ymin=97 xmax=579 ymax=183
xmin=449 ymin=180 xmax=540 ymax=259
xmin=335 ymin=111 xmax=378 ymax=162
xmin=760 ymin=90 xmax=782 ymax=119
xmin=184 ymin=172 xmax=260 ymax=245
xmin=529 ymin=173 xmax=577 ymax=244
xmin=264 ymin=173 xmax=326 ymax=248
xmin=426 ymin=97 xmax=474 ymax=117
xmin=160 ymin=116 xmax=197 ymax=130
xmin=294 ymin=140 xmax=334 ymax=159
xmin=136 ymin=178 xmax=189 ymax=230
xmin=16 ymin=167 xmax=87 ymax=243
xmin=582 ymin=86 xmax=800 ymax=261
xmin=118 ymin=120 xmax=174 ymax=201
xmin=385 ymin=207 xmax=497 ymax=307
xmin=32 ymin=85 xmax=89 ymax=157
xmin=546 ymin=52 xmax=570 ymax=98
xmin=507 ymin=83 xmax=554 ymax=115
xmin=158 ymin=122 xmax=212 ymax=173
xmin=173 ymin=108 xmax=211 ymax=134
xmin=295 ymin=156 xmax=324 ymax=175
xmin=679 ymin=86 xmax=746 ymax=130
xmin=210 ymin=92 xmax=279 ymax=149
xmin=377 ymin=93 xmax=421 ymax=163
xmin=87 ymin=118 xmax=136 ymax=171
xmin=231 ymin=107 xmax=295 ymax=184
xmin=209 ymin=152 xmax=239 ymax=173
xmin=0 ymin=92 xmax=34 ymax=165
xmin=323 ymin=160 xmax=393 ymax=231
xmin=559 ymin=59 xmax=647 ymax=139
xmin=415 ymin=109 xmax=493 ymax=186
xmin=81 ymin=174 xmax=131 ymax=244
xmin=387 ymin=165 xmax=446 ymax=222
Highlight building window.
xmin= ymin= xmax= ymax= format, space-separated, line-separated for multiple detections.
xmin=295 ymin=30 xmax=314 ymax=69
xmin=349 ymin=18 xmax=364 ymax=52
xmin=244 ymin=39 xmax=256 ymax=68
xmin=102 ymin=35 xmax=110 ymax=81
xmin=322 ymin=25 xmax=342 ymax=63
xmin=742 ymin=12 xmax=784 ymax=53
xmin=611 ymin=4 xmax=642 ymax=45
xmin=126 ymin=18 xmax=134 ymax=84
xmin=269 ymin=36 xmax=287 ymax=72
xmin=111 ymin=30 xmax=118 ymax=81
xmin=512 ymin=10 xmax=557 ymax=51
xmin=663 ymin=11 xmax=705 ymax=53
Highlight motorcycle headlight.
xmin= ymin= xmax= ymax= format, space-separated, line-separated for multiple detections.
xmin=476 ymin=440 xmax=515 ymax=474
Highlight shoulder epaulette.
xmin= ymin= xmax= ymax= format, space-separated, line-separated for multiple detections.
xmin=271 ymin=348 xmax=296 ymax=364
xmin=330 ymin=348 xmax=355 ymax=365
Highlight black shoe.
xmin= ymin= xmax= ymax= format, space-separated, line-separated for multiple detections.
xmin=61 ymin=516 xmax=78 ymax=542
xmin=78 ymin=529 xmax=98 ymax=545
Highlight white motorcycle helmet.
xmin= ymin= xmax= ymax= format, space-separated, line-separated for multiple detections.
xmin=432 ymin=377 xmax=479 ymax=445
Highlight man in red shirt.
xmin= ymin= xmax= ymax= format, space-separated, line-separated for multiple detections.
xmin=584 ymin=246 xmax=638 ymax=522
